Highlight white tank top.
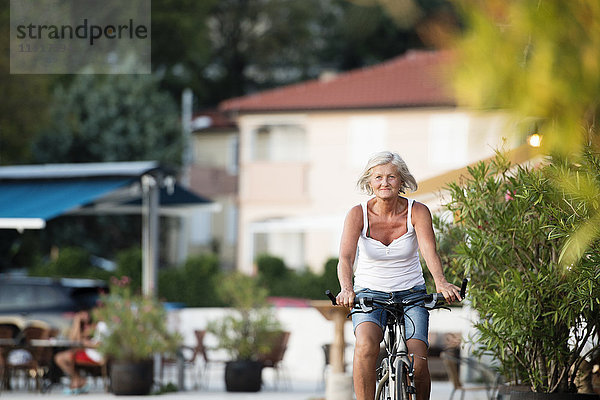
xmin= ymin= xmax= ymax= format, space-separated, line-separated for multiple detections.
xmin=353 ymin=198 xmax=425 ymax=292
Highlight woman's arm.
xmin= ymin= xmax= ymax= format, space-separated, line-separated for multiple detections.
xmin=412 ymin=202 xmax=461 ymax=303
xmin=68 ymin=312 xmax=84 ymax=341
xmin=336 ymin=205 xmax=363 ymax=307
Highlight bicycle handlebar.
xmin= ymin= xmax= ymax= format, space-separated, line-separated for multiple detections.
xmin=324 ymin=278 xmax=468 ymax=309
xmin=459 ymin=278 xmax=468 ymax=299
xmin=326 ymin=289 xmax=337 ymax=305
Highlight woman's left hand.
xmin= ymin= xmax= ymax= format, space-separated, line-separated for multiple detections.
xmin=436 ymin=281 xmax=462 ymax=303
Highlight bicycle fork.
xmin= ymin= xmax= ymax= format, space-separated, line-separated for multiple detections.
xmin=390 ymin=323 xmax=416 ymax=400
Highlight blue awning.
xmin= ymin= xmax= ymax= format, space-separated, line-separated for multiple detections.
xmin=0 ymin=178 xmax=134 ymax=229
xmin=0 ymin=162 xmax=216 ymax=230
xmin=0 ymin=161 xmax=216 ymax=296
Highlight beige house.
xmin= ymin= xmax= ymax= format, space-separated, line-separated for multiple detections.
xmin=219 ymin=50 xmax=529 ymax=274
xmin=183 ymin=110 xmax=239 ymax=270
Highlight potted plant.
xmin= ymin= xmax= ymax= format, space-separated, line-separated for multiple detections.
xmin=445 ymin=152 xmax=600 ymax=397
xmin=207 ymin=272 xmax=282 ymax=392
xmin=93 ymin=276 xmax=181 ymax=395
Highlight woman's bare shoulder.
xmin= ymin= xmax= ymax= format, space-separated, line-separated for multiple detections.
xmin=411 ymin=200 xmax=432 ymax=221
xmin=344 ymin=204 xmax=364 ymax=229
xmin=346 ymin=204 xmax=363 ymax=220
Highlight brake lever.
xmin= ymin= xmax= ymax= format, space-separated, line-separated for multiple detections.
xmin=424 ymin=293 xmax=441 ymax=309
xmin=359 ymin=297 xmax=372 ymax=313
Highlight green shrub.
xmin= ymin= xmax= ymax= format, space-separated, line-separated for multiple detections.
xmin=426 ymin=215 xmax=467 ymax=293
xmin=115 ymin=247 xmax=142 ymax=293
xmin=321 ymin=257 xmax=340 ymax=293
xmin=445 ymin=152 xmax=600 ymax=392
xmin=255 ymin=254 xmax=343 ymax=300
xmin=207 ymin=272 xmax=281 ymax=361
xmin=256 ymin=254 xmax=290 ymax=297
xmin=158 ymin=253 xmax=224 ymax=307
xmin=29 ymin=246 xmax=110 ymax=280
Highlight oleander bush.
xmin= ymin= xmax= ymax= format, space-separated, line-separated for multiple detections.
xmin=445 ymin=151 xmax=600 ymax=392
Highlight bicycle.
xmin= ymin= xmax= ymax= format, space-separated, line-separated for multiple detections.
xmin=326 ymin=278 xmax=468 ymax=400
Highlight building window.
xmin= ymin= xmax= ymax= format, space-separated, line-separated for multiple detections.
xmin=349 ymin=116 xmax=387 ymax=168
xmin=190 ymin=209 xmax=212 ymax=245
xmin=225 ymin=205 xmax=238 ymax=245
xmin=254 ymin=231 xmax=305 ymax=270
xmin=428 ymin=113 xmax=469 ymax=169
xmin=227 ymin=134 xmax=239 ymax=175
xmin=251 ymin=124 xmax=307 ymax=162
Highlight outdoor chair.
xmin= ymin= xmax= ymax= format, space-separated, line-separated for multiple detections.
xmin=6 ymin=319 xmax=52 ymax=392
xmin=0 ymin=316 xmax=26 ymax=391
xmin=75 ymin=357 xmax=110 ymax=392
xmin=196 ymin=329 xmax=229 ymax=390
xmin=159 ymin=343 xmax=199 ymax=390
xmin=258 ymin=331 xmax=291 ymax=390
xmin=441 ymin=350 xmax=501 ymax=400
xmin=428 ymin=332 xmax=462 ymax=381
xmin=320 ymin=342 xmax=353 ymax=389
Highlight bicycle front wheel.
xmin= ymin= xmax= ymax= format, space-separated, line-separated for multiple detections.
xmin=394 ymin=358 xmax=413 ymax=400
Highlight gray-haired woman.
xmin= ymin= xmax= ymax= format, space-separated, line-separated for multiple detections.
xmin=335 ymin=151 xmax=461 ymax=400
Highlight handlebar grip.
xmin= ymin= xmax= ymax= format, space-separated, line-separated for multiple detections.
xmin=325 ymin=290 xmax=337 ymax=306
xmin=460 ymin=278 xmax=468 ymax=299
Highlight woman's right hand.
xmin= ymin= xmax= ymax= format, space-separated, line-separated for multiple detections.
xmin=336 ymin=288 xmax=356 ymax=308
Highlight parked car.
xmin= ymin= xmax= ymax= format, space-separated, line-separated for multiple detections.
xmin=0 ymin=275 xmax=108 ymax=333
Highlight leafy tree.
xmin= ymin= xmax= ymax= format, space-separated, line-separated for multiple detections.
xmin=449 ymin=1 xmax=600 ymax=265
xmin=0 ymin=0 xmax=53 ymax=165
xmin=31 ymin=74 xmax=182 ymax=165
xmin=451 ymin=1 xmax=600 ymax=154
xmin=199 ymin=0 xmax=455 ymax=104
xmin=150 ymin=0 xmax=216 ymax=102
xmin=24 ymin=75 xmax=182 ymax=267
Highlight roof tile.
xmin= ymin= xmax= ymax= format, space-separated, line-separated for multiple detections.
xmin=219 ymin=50 xmax=455 ymax=112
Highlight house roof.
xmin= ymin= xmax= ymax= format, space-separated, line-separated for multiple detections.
xmin=191 ymin=109 xmax=237 ymax=133
xmin=219 ymin=50 xmax=455 ymax=113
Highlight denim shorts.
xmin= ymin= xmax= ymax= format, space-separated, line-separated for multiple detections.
xmin=352 ymin=284 xmax=430 ymax=347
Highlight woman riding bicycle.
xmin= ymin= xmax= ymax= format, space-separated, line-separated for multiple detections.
xmin=335 ymin=151 xmax=462 ymax=400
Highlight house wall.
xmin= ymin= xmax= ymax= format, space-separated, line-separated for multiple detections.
xmin=236 ymin=108 xmax=517 ymax=274
xmin=185 ymin=129 xmax=239 ymax=270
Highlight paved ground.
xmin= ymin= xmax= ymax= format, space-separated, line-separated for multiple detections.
xmin=0 ymin=380 xmax=491 ymax=400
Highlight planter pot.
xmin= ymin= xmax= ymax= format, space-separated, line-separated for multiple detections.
xmin=499 ymin=386 xmax=600 ymax=400
xmin=110 ymin=359 xmax=154 ymax=395
xmin=224 ymin=360 xmax=263 ymax=392
xmin=510 ymin=394 xmax=600 ymax=400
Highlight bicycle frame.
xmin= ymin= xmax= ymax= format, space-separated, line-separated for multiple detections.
xmin=373 ymin=300 xmax=415 ymax=400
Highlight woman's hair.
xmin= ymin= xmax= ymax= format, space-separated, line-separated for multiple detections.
xmin=356 ymin=151 xmax=418 ymax=195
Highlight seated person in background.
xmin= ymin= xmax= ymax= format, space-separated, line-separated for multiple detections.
xmin=54 ymin=309 xmax=107 ymax=394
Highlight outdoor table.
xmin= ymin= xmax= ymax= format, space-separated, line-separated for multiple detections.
xmin=310 ymin=300 xmax=353 ymax=400
xmin=29 ymin=339 xmax=83 ymax=348
xmin=28 ymin=339 xmax=84 ymax=392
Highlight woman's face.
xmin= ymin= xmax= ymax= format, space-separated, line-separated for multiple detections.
xmin=369 ymin=163 xmax=402 ymax=199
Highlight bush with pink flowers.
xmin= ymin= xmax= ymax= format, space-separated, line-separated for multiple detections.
xmin=445 ymin=151 xmax=600 ymax=392
xmin=93 ymin=276 xmax=181 ymax=362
